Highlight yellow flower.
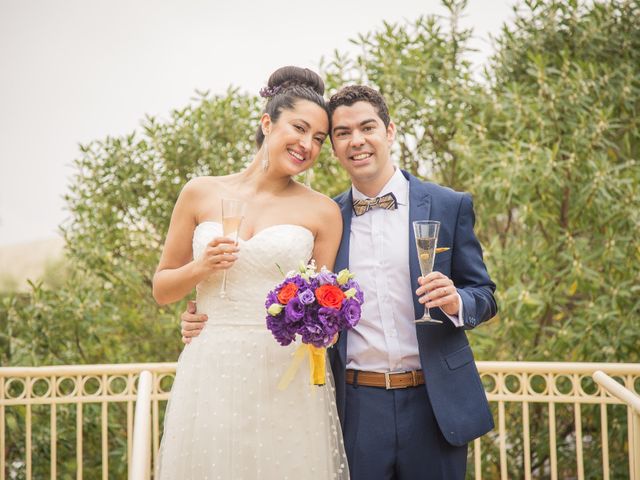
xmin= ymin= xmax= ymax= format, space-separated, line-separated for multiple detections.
xmin=336 ymin=269 xmax=353 ymax=285
xmin=267 ymin=303 xmax=284 ymax=316
xmin=344 ymin=288 xmax=357 ymax=299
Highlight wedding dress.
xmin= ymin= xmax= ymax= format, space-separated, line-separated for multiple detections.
xmin=156 ymin=222 xmax=349 ymax=479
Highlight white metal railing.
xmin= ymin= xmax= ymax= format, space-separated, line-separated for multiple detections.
xmin=1 ymin=361 xmax=639 ymax=479
xmin=0 ymin=363 xmax=175 ymax=480
xmin=593 ymin=370 xmax=640 ymax=480
xmin=474 ymin=362 xmax=640 ymax=480
xmin=130 ymin=370 xmax=152 ymax=480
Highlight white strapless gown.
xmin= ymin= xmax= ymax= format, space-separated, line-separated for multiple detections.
xmin=156 ymin=222 xmax=349 ymax=479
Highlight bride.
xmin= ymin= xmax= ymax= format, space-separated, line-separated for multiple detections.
xmin=152 ymin=66 xmax=349 ymax=479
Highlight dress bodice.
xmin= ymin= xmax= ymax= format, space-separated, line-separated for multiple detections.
xmin=192 ymin=222 xmax=314 ymax=325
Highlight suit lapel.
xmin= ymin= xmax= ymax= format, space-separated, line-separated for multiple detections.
xmin=406 ymin=171 xmax=432 ymax=318
xmin=334 ymin=189 xmax=353 ymax=364
xmin=334 ymin=190 xmax=353 ymax=272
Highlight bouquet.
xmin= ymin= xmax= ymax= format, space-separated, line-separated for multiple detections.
xmin=265 ymin=261 xmax=364 ymax=386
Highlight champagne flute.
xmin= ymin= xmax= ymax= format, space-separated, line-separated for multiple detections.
xmin=412 ymin=220 xmax=443 ymax=324
xmin=220 ymin=198 xmax=245 ymax=299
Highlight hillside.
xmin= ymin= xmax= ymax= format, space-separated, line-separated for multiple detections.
xmin=0 ymin=237 xmax=65 ymax=291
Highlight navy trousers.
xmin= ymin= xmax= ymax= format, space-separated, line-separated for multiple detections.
xmin=343 ymin=381 xmax=467 ymax=480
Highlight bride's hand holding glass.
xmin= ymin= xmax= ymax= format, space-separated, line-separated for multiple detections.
xmin=194 ymin=237 xmax=239 ymax=278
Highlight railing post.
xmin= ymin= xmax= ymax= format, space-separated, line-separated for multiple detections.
xmin=1 ymin=375 xmax=5 ymax=480
xmin=633 ymin=412 xmax=640 ymax=480
xmin=130 ymin=371 xmax=152 ymax=480
xmin=592 ymin=370 xmax=640 ymax=480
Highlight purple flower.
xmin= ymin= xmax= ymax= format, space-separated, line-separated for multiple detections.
xmin=298 ymin=289 xmax=315 ymax=305
xmin=288 ymin=275 xmax=311 ymax=290
xmin=266 ymin=315 xmax=296 ymax=346
xmin=317 ymin=307 xmax=341 ymax=336
xmin=300 ymin=323 xmax=331 ymax=348
xmin=345 ymin=279 xmax=365 ymax=304
xmin=302 ymin=304 xmax=318 ymax=324
xmin=315 ymin=271 xmax=335 ymax=286
xmin=284 ymin=297 xmax=305 ymax=322
xmin=341 ymin=299 xmax=362 ymax=328
xmin=265 ymin=290 xmax=279 ymax=309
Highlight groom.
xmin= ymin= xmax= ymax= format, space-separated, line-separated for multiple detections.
xmin=180 ymin=85 xmax=497 ymax=479
xmin=325 ymin=85 xmax=496 ymax=479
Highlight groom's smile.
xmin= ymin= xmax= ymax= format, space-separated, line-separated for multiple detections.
xmin=350 ymin=151 xmax=373 ymax=163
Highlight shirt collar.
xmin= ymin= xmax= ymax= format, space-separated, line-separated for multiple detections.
xmin=351 ymin=167 xmax=409 ymax=205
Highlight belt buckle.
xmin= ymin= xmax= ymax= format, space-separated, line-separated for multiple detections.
xmin=384 ymin=371 xmax=406 ymax=390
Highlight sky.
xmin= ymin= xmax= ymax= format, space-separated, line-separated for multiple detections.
xmin=0 ymin=0 xmax=516 ymax=247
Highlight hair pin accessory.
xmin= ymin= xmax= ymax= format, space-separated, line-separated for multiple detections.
xmin=259 ymin=85 xmax=282 ymax=98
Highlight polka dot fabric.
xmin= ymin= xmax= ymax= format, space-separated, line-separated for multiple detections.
xmin=156 ymin=222 xmax=349 ymax=479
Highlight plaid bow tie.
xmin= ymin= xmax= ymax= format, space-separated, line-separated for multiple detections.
xmin=352 ymin=192 xmax=398 ymax=216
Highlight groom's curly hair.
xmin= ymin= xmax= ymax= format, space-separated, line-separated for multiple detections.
xmin=327 ymin=85 xmax=391 ymax=129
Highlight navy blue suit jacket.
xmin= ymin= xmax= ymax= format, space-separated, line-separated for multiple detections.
xmin=328 ymin=170 xmax=497 ymax=447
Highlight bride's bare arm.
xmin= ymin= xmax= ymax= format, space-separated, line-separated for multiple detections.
xmin=311 ymin=197 xmax=343 ymax=273
xmin=153 ymin=180 xmax=238 ymax=305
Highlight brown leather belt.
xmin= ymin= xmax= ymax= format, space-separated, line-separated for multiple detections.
xmin=346 ymin=369 xmax=425 ymax=389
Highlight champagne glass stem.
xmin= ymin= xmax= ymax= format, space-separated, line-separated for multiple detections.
xmin=220 ymin=271 xmax=229 ymax=298
xmin=416 ymin=305 xmax=443 ymax=324
xmin=219 ymin=233 xmax=239 ymax=298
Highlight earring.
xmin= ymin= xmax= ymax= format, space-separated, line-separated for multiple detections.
xmin=261 ymin=137 xmax=269 ymax=172
xmin=304 ymin=167 xmax=313 ymax=187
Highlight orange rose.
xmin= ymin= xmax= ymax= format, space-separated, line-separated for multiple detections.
xmin=277 ymin=283 xmax=299 ymax=304
xmin=315 ymin=285 xmax=345 ymax=309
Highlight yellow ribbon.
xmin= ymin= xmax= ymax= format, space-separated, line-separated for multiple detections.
xmin=308 ymin=344 xmax=326 ymax=385
xmin=277 ymin=344 xmax=326 ymax=390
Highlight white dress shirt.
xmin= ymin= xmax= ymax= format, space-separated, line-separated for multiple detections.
xmin=346 ymin=168 xmax=463 ymax=373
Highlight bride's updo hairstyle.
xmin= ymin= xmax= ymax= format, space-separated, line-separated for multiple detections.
xmin=255 ymin=66 xmax=327 ymax=148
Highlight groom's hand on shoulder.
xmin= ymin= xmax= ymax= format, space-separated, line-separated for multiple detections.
xmin=181 ymin=300 xmax=207 ymax=344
